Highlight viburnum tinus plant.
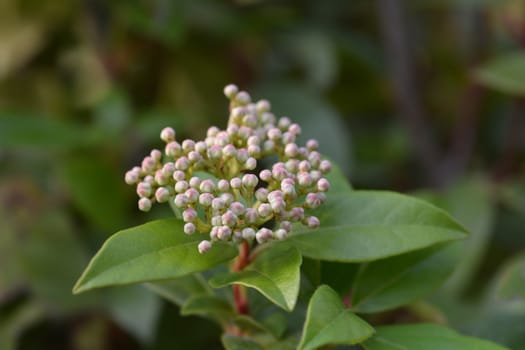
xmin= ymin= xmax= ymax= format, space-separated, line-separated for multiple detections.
xmin=74 ymin=85 xmax=507 ymax=350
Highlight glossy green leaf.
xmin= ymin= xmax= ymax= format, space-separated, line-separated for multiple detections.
xmin=73 ymin=218 xmax=238 ymax=294
xmin=352 ymin=245 xmax=458 ymax=313
xmin=209 ymin=244 xmax=301 ymax=311
xmin=363 ymin=323 xmax=509 ymax=350
xmin=298 ymin=285 xmax=374 ymax=350
xmin=181 ymin=295 xmax=235 ymax=320
xmin=495 ymin=253 xmax=525 ymax=301
xmin=146 ymin=274 xmax=213 ymax=306
xmin=222 ymin=335 xmax=264 ymax=350
xmin=287 ymin=191 xmax=467 ymax=262
xmin=476 ymin=52 xmax=525 ymax=96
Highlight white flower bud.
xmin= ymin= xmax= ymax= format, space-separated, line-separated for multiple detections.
xmin=255 ymin=188 xmax=268 ymax=201
xmin=306 ymin=139 xmax=319 ymax=151
xmin=187 ymin=177 xmax=199 ymax=189
xmin=195 ymin=141 xmax=207 ymax=154
xmin=320 ymin=160 xmax=332 ymax=173
xmin=289 ymin=207 xmax=305 ymax=221
xmin=248 ymin=145 xmax=261 ymax=157
xmin=207 ymin=145 xmax=223 ymax=160
xmin=175 ymin=180 xmax=189 ymax=193
xmin=185 ymin=188 xmax=199 ymax=203
xmin=155 ymin=170 xmax=169 ymax=186
xmin=222 ymin=211 xmax=237 ymax=227
xmin=198 ymin=240 xmax=212 ymax=254
xmin=150 ymin=149 xmax=162 ymax=161
xmin=217 ymin=226 xmax=232 ymax=240
xmin=308 ymin=151 xmax=321 ymax=167
xmin=144 ymin=175 xmax=155 ymax=184
xmin=165 ymin=141 xmax=182 ymax=157
xmin=233 ymin=229 xmax=243 ymax=242
xmin=223 ymin=144 xmax=237 ymax=158
xmin=258 ymin=203 xmax=272 ymax=218
xmin=229 ymin=177 xmax=241 ymax=189
xmin=305 ymin=192 xmax=322 ymax=209
xmin=174 ymin=194 xmax=189 ymax=208
xmin=268 ymin=190 xmax=283 ymax=202
xmin=272 ymin=164 xmax=287 ymax=181
xmin=298 ymin=172 xmax=313 ymax=187
xmin=317 ymin=178 xmax=330 ymax=192
xmin=160 ymin=127 xmax=176 ymax=142
xmin=137 ymin=182 xmax=152 ymax=198
xmin=212 ymin=198 xmax=226 ymax=211
xmin=278 ymin=117 xmax=291 ymax=130
xmin=184 ymin=223 xmax=196 ymax=235
xmin=256 ymin=99 xmax=271 ymax=113
xmin=236 ymin=148 xmax=249 ymax=163
xmin=199 ymin=193 xmax=214 ymax=207
xmin=238 ymin=126 xmax=253 ymax=140
xmin=247 ymin=135 xmax=260 ymax=146
xmin=125 ymin=170 xmax=140 ymax=185
xmin=310 ymin=170 xmax=322 ymax=182
xmin=217 ymin=179 xmax=229 ymax=192
xmin=242 ymin=174 xmax=258 ymax=188
xmin=210 ymin=226 xmax=219 ymax=240
xmin=261 ymin=112 xmax=276 ymax=125
xmin=224 ymin=84 xmax=239 ymax=99
xmin=259 ymin=169 xmax=272 ymax=182
xmin=282 ymin=132 xmax=296 ymax=145
xmin=161 ymin=162 xmax=176 ymax=178
xmin=242 ymin=114 xmax=257 ymax=128
xmin=288 ymin=123 xmax=301 ymax=135
xmin=274 ymin=229 xmax=288 ymax=240
xmin=267 ymin=128 xmax=282 ymax=141
xmin=235 ymin=91 xmax=251 ymax=105
xmin=211 ymin=215 xmax=222 ymax=226
xmin=207 ymin=126 xmax=220 ymax=138
xmin=155 ymin=187 xmax=170 ymax=203
xmin=285 ymin=159 xmax=299 ymax=173
xmin=245 ymin=157 xmax=257 ymax=170
xmin=256 ymin=228 xmax=272 ymax=243
xmin=306 ymin=216 xmax=320 ymax=228
xmin=299 ymin=160 xmax=311 ymax=172
xmin=183 ymin=208 xmax=198 ymax=222
xmin=263 ymin=140 xmax=275 ymax=153
xmin=175 ymin=157 xmax=190 ymax=170
xmin=245 ymin=208 xmax=258 ymax=224
xmin=280 ymin=221 xmax=292 ymax=231
xmin=220 ymin=193 xmax=234 ymax=206
xmin=141 ymin=156 xmax=156 ymax=172
xmin=270 ymin=198 xmax=286 ymax=213
xmin=173 ymin=170 xmax=185 ymax=182
xmin=188 ymin=151 xmax=202 ymax=164
xmin=138 ymin=198 xmax=152 ymax=212
xmin=242 ymin=227 xmax=256 ymax=240
xmin=230 ymin=202 xmax=246 ymax=216
xmin=284 ymin=143 xmax=298 ymax=158
xmin=200 ymin=179 xmax=216 ymax=193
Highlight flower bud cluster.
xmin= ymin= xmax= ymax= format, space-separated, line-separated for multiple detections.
xmin=125 ymin=84 xmax=331 ymax=253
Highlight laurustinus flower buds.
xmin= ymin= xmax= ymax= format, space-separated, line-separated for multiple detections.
xmin=125 ymin=84 xmax=332 ymax=253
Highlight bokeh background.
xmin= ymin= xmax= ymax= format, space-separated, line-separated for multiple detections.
xmin=1 ymin=0 xmax=525 ymax=349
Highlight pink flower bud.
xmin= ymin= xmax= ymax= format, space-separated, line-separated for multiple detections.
xmin=248 ymin=145 xmax=261 ymax=157
xmin=138 ymin=198 xmax=152 ymax=212
xmin=290 ymin=207 xmax=305 ymax=221
xmin=274 ymin=229 xmax=288 ymax=240
xmin=160 ymin=127 xmax=176 ymax=142
xmin=184 ymin=223 xmax=196 ymax=235
xmin=195 ymin=141 xmax=207 ymax=154
xmin=175 ymin=157 xmax=190 ymax=170
xmin=317 ymin=178 xmax=330 ymax=192
xmin=238 ymin=126 xmax=252 ymax=140
xmin=183 ymin=208 xmax=198 ymax=222
xmin=256 ymin=99 xmax=271 ymax=113
xmin=255 ymin=188 xmax=268 ymax=201
xmin=198 ymin=240 xmax=212 ymax=254
xmin=150 ymin=149 xmax=162 ymax=161
xmin=299 ymin=160 xmax=311 ymax=172
xmin=212 ymin=198 xmax=226 ymax=211
xmin=220 ymin=193 xmax=234 ymax=206
xmin=210 ymin=226 xmax=219 ymax=240
xmin=141 ymin=156 xmax=156 ymax=172
xmin=165 ymin=141 xmax=182 ymax=157
xmin=284 ymin=143 xmax=298 ymax=158
xmin=224 ymin=84 xmax=238 ymax=99
xmin=310 ymin=170 xmax=322 ymax=182
xmin=175 ymin=180 xmax=189 ymax=193
xmin=282 ymin=132 xmax=296 ymax=144
xmin=288 ymin=123 xmax=301 ymax=135
xmin=155 ymin=170 xmax=169 ymax=186
xmin=155 ymin=187 xmax=170 ymax=203
xmin=199 ymin=179 xmax=215 ymax=193
xmin=185 ymin=188 xmax=199 ymax=203
xmin=211 ymin=215 xmax=222 ymax=226
xmin=235 ymin=91 xmax=251 ymax=105
xmin=258 ymin=203 xmax=272 ymax=218
xmin=247 ymin=135 xmax=259 ymax=146
xmin=270 ymin=198 xmax=286 ymax=213
xmin=320 ymin=160 xmax=332 ymax=173
xmin=242 ymin=227 xmax=256 ymax=240
xmin=305 ymin=193 xmax=322 ymax=209
xmin=173 ymin=170 xmax=185 ymax=182
xmin=137 ymin=182 xmax=152 ymax=197
xmin=189 ymin=177 xmax=201 ymax=188
xmin=230 ymin=107 xmax=245 ymax=124
xmin=217 ymin=179 xmax=229 ymax=192
xmin=306 ymin=139 xmax=319 ymax=151
xmin=268 ymin=190 xmax=283 ymax=202
xmin=242 ymin=174 xmax=258 ymax=188
xmin=207 ymin=145 xmax=223 ymax=160
xmin=207 ymin=126 xmax=219 ymax=138
xmin=230 ymin=177 xmax=242 ymax=189
xmin=308 ymin=151 xmax=321 ymax=167
xmin=261 ymin=112 xmax=276 ymax=125
xmin=242 ymin=114 xmax=257 ymax=128
xmin=306 ymin=216 xmax=320 ymax=228
xmin=259 ymin=169 xmax=272 ymax=182
xmin=125 ymin=169 xmax=140 ymax=185
xmin=144 ymin=175 xmax=155 ymax=184
xmin=217 ymin=226 xmax=232 ymax=240
xmin=236 ymin=148 xmax=249 ymax=163
xmin=245 ymin=208 xmax=258 ymax=224
xmin=272 ymin=163 xmax=288 ymax=181
xmin=199 ymin=193 xmax=214 ymax=207
xmin=256 ymin=228 xmax=272 ymax=243
xmin=188 ymin=151 xmax=202 ymax=164
xmin=222 ymin=211 xmax=237 ymax=227
xmin=267 ymin=128 xmax=282 ymax=141
xmin=161 ymin=162 xmax=176 ymax=177
xmin=280 ymin=221 xmax=292 ymax=232
xmin=230 ymin=202 xmax=246 ymax=216
xmin=174 ymin=194 xmax=189 ymax=208
xmin=278 ymin=117 xmax=291 ymax=130
xmin=223 ymin=144 xmax=237 ymax=158
xmin=263 ymin=140 xmax=275 ymax=153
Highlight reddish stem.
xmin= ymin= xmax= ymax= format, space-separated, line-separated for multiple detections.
xmin=232 ymin=241 xmax=250 ymax=315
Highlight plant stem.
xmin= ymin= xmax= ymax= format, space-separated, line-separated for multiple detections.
xmin=232 ymin=241 xmax=251 ymax=315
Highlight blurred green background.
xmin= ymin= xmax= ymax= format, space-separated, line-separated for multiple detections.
xmin=1 ymin=0 xmax=524 ymax=349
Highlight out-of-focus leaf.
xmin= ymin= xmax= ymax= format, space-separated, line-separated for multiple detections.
xmin=103 ymin=285 xmax=161 ymax=344
xmin=298 ymin=285 xmax=374 ymax=350
xmin=495 ymin=252 xmax=525 ymax=301
xmin=146 ymin=274 xmax=213 ymax=306
xmin=255 ymin=83 xmax=353 ymax=174
xmin=286 ymin=191 xmax=467 ymax=262
xmin=209 ymin=244 xmax=301 ymax=311
xmin=0 ymin=113 xmax=86 ymax=149
xmin=0 ymin=300 xmax=46 ymax=350
xmin=181 ymin=295 xmax=235 ymax=323
xmin=222 ymin=335 xmax=264 ymax=350
xmin=363 ymin=323 xmax=509 ymax=350
xmin=352 ymin=245 xmax=458 ymax=313
xmin=0 ymin=21 xmax=43 ymax=79
xmin=61 ymin=155 xmax=129 ymax=232
xmin=73 ymin=218 xmax=238 ymax=294
xmin=476 ymin=52 xmax=525 ymax=96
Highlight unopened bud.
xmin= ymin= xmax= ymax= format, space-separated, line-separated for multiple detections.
xmin=198 ymin=240 xmax=212 ymax=254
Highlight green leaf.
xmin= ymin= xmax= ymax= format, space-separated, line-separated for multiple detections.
xmin=476 ymin=52 xmax=525 ymax=96
xmin=298 ymin=285 xmax=374 ymax=350
xmin=287 ymin=191 xmax=467 ymax=262
xmin=351 ymin=245 xmax=458 ymax=313
xmin=209 ymin=244 xmax=301 ymax=311
xmin=495 ymin=252 xmax=525 ymax=301
xmin=363 ymin=323 xmax=509 ymax=350
xmin=146 ymin=274 xmax=213 ymax=306
xmin=73 ymin=218 xmax=238 ymax=294
xmin=325 ymin=159 xmax=352 ymax=192
xmin=181 ymin=295 xmax=235 ymax=321
xmin=222 ymin=335 xmax=264 ymax=350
